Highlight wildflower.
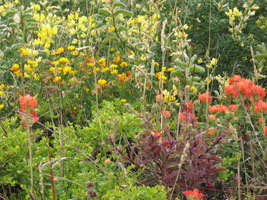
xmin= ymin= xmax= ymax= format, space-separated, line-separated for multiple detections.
xmin=184 ymin=189 xmax=204 ymax=200
xmin=179 ymin=112 xmax=197 ymax=123
xmin=258 ymin=118 xmax=262 ymax=126
xmin=83 ymin=86 xmax=89 ymax=93
xmin=71 ymin=50 xmax=79 ymax=56
xmin=254 ymin=100 xmax=267 ymax=113
xmin=98 ymin=79 xmax=107 ymax=87
xmin=182 ymin=101 xmax=194 ymax=113
xmin=162 ymin=110 xmax=171 ymax=118
xmin=19 ymin=95 xmax=39 ymax=127
xmin=0 ymin=91 xmax=2 ymax=96
xmin=67 ymin=46 xmax=76 ymax=51
xmin=113 ymin=56 xmax=120 ymax=64
xmin=59 ymin=57 xmax=70 ymax=63
xmin=19 ymin=94 xmax=38 ymax=109
xmin=156 ymin=94 xmax=163 ymax=102
xmin=11 ymin=64 xmax=19 ymax=72
xmin=198 ymin=92 xmax=212 ymax=103
xmin=0 ymin=84 xmax=5 ymax=89
xmin=121 ymin=99 xmax=127 ymax=103
xmin=209 ymin=115 xmax=216 ymax=120
xmin=53 ymin=76 xmax=62 ymax=83
xmin=111 ymin=70 xmax=118 ymax=75
xmin=167 ymin=68 xmax=174 ymax=72
xmin=228 ymin=104 xmax=238 ymax=112
xmin=0 ymin=104 xmax=4 ymax=110
xmin=105 ymin=159 xmax=111 ymax=164
xmin=265 ymin=127 xmax=267 ymax=137
xmin=56 ymin=48 xmax=64 ymax=54
xmin=208 ymin=129 xmax=215 ymax=135
xmin=20 ymin=48 xmax=29 ymax=56
xmin=120 ymin=62 xmax=128 ymax=68
xmin=209 ymin=105 xmax=229 ymax=113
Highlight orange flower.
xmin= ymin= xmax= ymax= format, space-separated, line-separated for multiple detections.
xmin=179 ymin=112 xmax=197 ymax=123
xmin=182 ymin=101 xmax=194 ymax=113
xmin=208 ymin=129 xmax=215 ymax=135
xmin=254 ymin=100 xmax=267 ymax=113
xmin=228 ymin=104 xmax=238 ymax=111
xmin=209 ymin=105 xmax=229 ymax=113
xmin=209 ymin=115 xmax=216 ymax=120
xmin=105 ymin=159 xmax=111 ymax=164
xmin=162 ymin=110 xmax=171 ymax=118
xmin=258 ymin=118 xmax=263 ymax=126
xmin=198 ymin=92 xmax=212 ymax=103
xmin=19 ymin=94 xmax=38 ymax=109
xmin=265 ymin=127 xmax=267 ymax=137
xmin=156 ymin=94 xmax=163 ymax=101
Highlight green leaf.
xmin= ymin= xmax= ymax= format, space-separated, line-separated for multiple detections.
xmin=0 ymin=50 xmax=4 ymax=61
xmin=98 ymin=8 xmax=111 ymax=16
xmin=189 ymin=64 xmax=205 ymax=73
xmin=114 ymin=9 xmax=133 ymax=17
xmin=174 ymin=58 xmax=186 ymax=68
xmin=5 ymin=9 xmax=18 ymax=16
xmin=9 ymin=23 xmax=17 ymax=28
xmin=118 ymin=26 xmax=127 ymax=32
xmin=114 ymin=1 xmax=127 ymax=8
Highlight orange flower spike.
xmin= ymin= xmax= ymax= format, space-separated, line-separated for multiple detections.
xmin=198 ymin=92 xmax=212 ymax=104
xmin=258 ymin=118 xmax=262 ymax=126
xmin=19 ymin=94 xmax=38 ymax=110
xmin=162 ymin=110 xmax=171 ymax=118
xmin=264 ymin=127 xmax=267 ymax=137
xmin=208 ymin=129 xmax=215 ymax=135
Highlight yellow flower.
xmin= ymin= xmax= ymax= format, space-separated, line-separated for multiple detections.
xmin=256 ymin=19 xmax=261 ymax=24
xmin=83 ymin=86 xmax=89 ymax=93
xmin=198 ymin=58 xmax=203 ymax=64
xmin=154 ymin=62 xmax=160 ymax=67
xmin=20 ymin=48 xmax=29 ymax=56
xmin=109 ymin=64 xmax=118 ymax=69
xmin=71 ymin=50 xmax=79 ymax=56
xmin=167 ymin=68 xmax=174 ymax=72
xmin=15 ymin=70 xmax=22 ymax=77
xmin=101 ymin=67 xmax=109 ymax=73
xmin=120 ymin=62 xmax=128 ymax=68
xmin=233 ymin=7 xmax=242 ymax=17
xmin=108 ymin=26 xmax=115 ymax=31
xmin=67 ymin=46 xmax=76 ymax=51
xmin=111 ymin=70 xmax=118 ymax=75
xmin=53 ymin=76 xmax=62 ymax=83
xmin=0 ymin=91 xmax=3 ymax=96
xmin=121 ymin=99 xmax=127 ymax=103
xmin=98 ymin=79 xmax=107 ymax=87
xmin=87 ymin=63 xmax=94 ymax=67
xmin=210 ymin=58 xmax=218 ymax=66
xmin=56 ymin=48 xmax=64 ymax=54
xmin=59 ymin=57 xmax=70 ymax=63
xmin=1 ymin=84 xmax=5 ymax=89
xmin=34 ymin=74 xmax=40 ymax=81
xmin=115 ymin=51 xmax=120 ymax=56
xmin=11 ymin=64 xmax=19 ymax=72
xmin=0 ymin=104 xmax=4 ymax=110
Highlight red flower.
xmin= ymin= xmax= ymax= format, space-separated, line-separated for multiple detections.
xmin=179 ymin=112 xmax=197 ymax=123
xmin=258 ymin=118 xmax=262 ymax=126
xmin=265 ymin=127 xmax=267 ymax=137
xmin=254 ymin=100 xmax=267 ymax=113
xmin=19 ymin=94 xmax=38 ymax=110
xmin=19 ymin=95 xmax=38 ymax=127
xmin=161 ymin=110 xmax=171 ymax=118
xmin=228 ymin=104 xmax=238 ymax=112
xmin=209 ymin=105 xmax=229 ymax=113
xmin=208 ymin=129 xmax=215 ymax=135
xmin=182 ymin=101 xmax=194 ymax=113
xmin=184 ymin=188 xmax=204 ymax=200
xmin=198 ymin=92 xmax=212 ymax=104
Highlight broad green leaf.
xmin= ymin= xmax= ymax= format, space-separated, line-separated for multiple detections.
xmin=174 ymin=58 xmax=186 ymax=68
xmin=114 ymin=1 xmax=127 ymax=8
xmin=114 ymin=9 xmax=133 ymax=17
xmin=189 ymin=64 xmax=205 ymax=73
xmin=98 ymin=8 xmax=111 ymax=16
xmin=0 ymin=50 xmax=4 ymax=61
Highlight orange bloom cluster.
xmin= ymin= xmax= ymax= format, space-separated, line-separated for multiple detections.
xmin=254 ymin=100 xmax=267 ymax=113
xmin=224 ymin=75 xmax=265 ymax=101
xmin=209 ymin=105 xmax=229 ymax=113
xmin=228 ymin=104 xmax=238 ymax=111
xmin=161 ymin=110 xmax=171 ymax=118
xmin=19 ymin=95 xmax=39 ymax=127
xmin=198 ymin=92 xmax=212 ymax=104
xmin=184 ymin=188 xmax=204 ymax=200
xmin=265 ymin=127 xmax=267 ymax=137
xmin=182 ymin=101 xmax=194 ymax=113
xmin=179 ymin=112 xmax=197 ymax=123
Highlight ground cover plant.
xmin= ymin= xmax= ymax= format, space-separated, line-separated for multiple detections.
xmin=0 ymin=0 xmax=267 ymax=199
